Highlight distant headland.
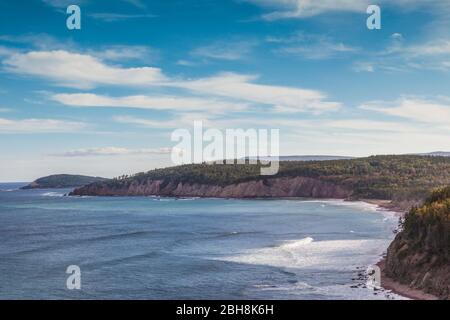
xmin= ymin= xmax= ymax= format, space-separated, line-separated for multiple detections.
xmin=21 ymin=174 xmax=108 ymax=189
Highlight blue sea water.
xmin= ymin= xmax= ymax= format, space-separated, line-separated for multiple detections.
xmin=0 ymin=183 xmax=405 ymax=300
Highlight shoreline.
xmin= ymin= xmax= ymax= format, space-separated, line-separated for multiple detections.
xmin=376 ymin=260 xmax=438 ymax=300
xmin=363 ymin=200 xmax=439 ymax=301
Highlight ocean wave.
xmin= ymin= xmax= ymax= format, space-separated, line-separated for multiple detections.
xmin=309 ymin=199 xmax=379 ymax=212
xmin=41 ymin=192 xmax=65 ymax=197
xmin=218 ymin=237 xmax=389 ymax=271
xmin=279 ymin=237 xmax=314 ymax=249
xmin=302 ymin=199 xmax=400 ymax=224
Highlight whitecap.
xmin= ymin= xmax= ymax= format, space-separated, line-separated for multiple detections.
xmin=41 ymin=192 xmax=65 ymax=197
xmin=218 ymin=237 xmax=389 ymax=271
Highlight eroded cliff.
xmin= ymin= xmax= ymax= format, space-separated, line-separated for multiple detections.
xmin=70 ymin=176 xmax=352 ymax=199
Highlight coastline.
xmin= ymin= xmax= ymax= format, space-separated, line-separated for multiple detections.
xmin=376 ymin=260 xmax=438 ymax=300
xmin=362 ymin=199 xmax=440 ymax=300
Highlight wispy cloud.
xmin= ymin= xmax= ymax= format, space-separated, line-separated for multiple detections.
xmin=113 ymin=113 xmax=210 ymax=129
xmin=88 ymin=45 xmax=159 ymax=62
xmin=268 ymin=32 xmax=358 ymax=60
xmin=3 ymin=50 xmax=167 ymax=89
xmin=51 ymin=146 xmax=177 ymax=157
xmin=51 ymin=93 xmax=248 ymax=112
xmin=176 ymin=59 xmax=197 ymax=67
xmin=0 ymin=33 xmax=76 ymax=51
xmin=0 ymin=117 xmax=86 ymax=133
xmin=360 ymin=96 xmax=450 ymax=127
xmin=41 ymin=0 xmax=85 ymax=8
xmin=173 ymin=72 xmax=342 ymax=114
xmin=0 ymin=45 xmax=20 ymax=57
xmin=355 ymin=34 xmax=450 ymax=72
xmin=0 ymin=33 xmax=158 ymax=63
xmin=246 ymin=0 xmax=450 ymax=20
xmin=2 ymin=49 xmax=340 ymax=114
xmin=245 ymin=0 xmax=369 ymax=20
xmin=191 ymin=40 xmax=258 ymax=61
xmin=89 ymin=13 xmax=157 ymax=22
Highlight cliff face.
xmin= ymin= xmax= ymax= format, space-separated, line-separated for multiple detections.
xmin=70 ymin=176 xmax=352 ymax=199
xmin=384 ymin=187 xmax=450 ymax=300
xmin=385 ymin=232 xmax=449 ymax=299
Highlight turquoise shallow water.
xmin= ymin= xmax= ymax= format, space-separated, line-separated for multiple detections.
xmin=0 ymin=183 xmax=404 ymax=299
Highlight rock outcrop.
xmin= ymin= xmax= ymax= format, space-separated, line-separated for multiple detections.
xmin=384 ymin=232 xmax=449 ymax=299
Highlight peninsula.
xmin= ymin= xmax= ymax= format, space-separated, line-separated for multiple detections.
xmin=22 ymin=174 xmax=108 ymax=189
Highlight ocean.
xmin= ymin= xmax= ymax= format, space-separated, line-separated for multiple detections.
xmin=0 ymin=183 xmax=405 ymax=300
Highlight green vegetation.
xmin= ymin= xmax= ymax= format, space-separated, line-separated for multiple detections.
xmin=385 ymin=186 xmax=450 ymax=299
xmin=21 ymin=174 xmax=108 ymax=189
xmin=108 ymin=155 xmax=450 ymax=201
xmin=403 ymin=186 xmax=450 ymax=258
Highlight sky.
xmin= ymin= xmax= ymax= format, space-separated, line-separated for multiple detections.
xmin=1 ymin=0 xmax=450 ymax=181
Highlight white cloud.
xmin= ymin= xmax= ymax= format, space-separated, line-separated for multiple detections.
xmin=113 ymin=113 xmax=210 ymax=129
xmin=41 ymin=0 xmax=85 ymax=8
xmin=406 ymin=40 xmax=450 ymax=56
xmin=246 ymin=0 xmax=369 ymax=20
xmin=360 ymin=97 xmax=450 ymax=126
xmin=3 ymin=49 xmax=340 ymax=114
xmin=173 ymin=72 xmax=341 ymax=113
xmin=89 ymin=45 xmax=158 ymax=62
xmin=176 ymin=59 xmax=197 ymax=67
xmin=3 ymin=50 xmax=167 ymax=89
xmin=0 ymin=34 xmax=157 ymax=63
xmin=246 ymin=0 xmax=449 ymax=20
xmin=51 ymin=146 xmax=178 ymax=157
xmin=0 ymin=45 xmax=19 ymax=57
xmin=51 ymin=93 xmax=248 ymax=112
xmin=192 ymin=40 xmax=257 ymax=61
xmin=354 ymin=36 xmax=450 ymax=72
xmin=353 ymin=61 xmax=375 ymax=72
xmin=0 ymin=118 xmax=86 ymax=133
xmin=268 ymin=33 xmax=358 ymax=60
xmin=89 ymin=13 xmax=157 ymax=22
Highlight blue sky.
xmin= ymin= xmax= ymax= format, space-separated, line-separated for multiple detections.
xmin=1 ymin=0 xmax=450 ymax=181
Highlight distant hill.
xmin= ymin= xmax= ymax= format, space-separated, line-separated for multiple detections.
xmin=21 ymin=174 xmax=108 ymax=189
xmin=71 ymin=155 xmax=450 ymax=205
xmin=250 ymin=155 xmax=355 ymax=161
xmin=416 ymin=151 xmax=450 ymax=157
